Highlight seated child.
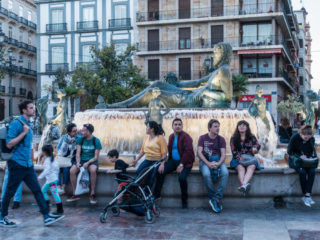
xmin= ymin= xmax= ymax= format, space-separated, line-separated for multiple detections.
xmin=106 ymin=149 xmax=133 ymax=183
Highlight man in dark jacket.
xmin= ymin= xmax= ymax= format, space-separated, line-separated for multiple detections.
xmin=154 ymin=118 xmax=194 ymax=208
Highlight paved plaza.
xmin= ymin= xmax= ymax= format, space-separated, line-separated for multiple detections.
xmin=1 ymin=204 xmax=320 ymax=240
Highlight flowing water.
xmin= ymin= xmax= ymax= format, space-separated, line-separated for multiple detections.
xmin=74 ymin=108 xmax=278 ymax=167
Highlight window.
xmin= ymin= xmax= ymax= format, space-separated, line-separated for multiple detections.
xmin=114 ymin=5 xmax=127 ymax=26
xmin=148 ymin=29 xmax=159 ymax=51
xmin=52 ymin=9 xmax=63 ymax=24
xmin=179 ymin=58 xmax=191 ymax=80
xmin=148 ymin=59 xmax=160 ymax=81
xmin=242 ymin=56 xmax=272 ymax=77
xmin=27 ymin=11 xmax=32 ymax=21
xmin=28 ymin=59 xmax=32 ymax=69
xmin=115 ymin=43 xmax=128 ymax=55
xmin=28 ymin=33 xmax=31 ymax=45
xmin=299 ymin=77 xmax=303 ymax=85
xmin=179 ymin=0 xmax=190 ymax=19
xmin=8 ymin=0 xmax=12 ymax=10
xmin=299 ymin=39 xmax=303 ymax=48
xmin=242 ymin=23 xmax=272 ymax=46
xmin=148 ymin=0 xmax=159 ymax=21
xmin=8 ymin=26 xmax=12 ymax=38
xmin=83 ymin=6 xmax=94 ymax=21
xmin=241 ymin=0 xmax=274 ymax=14
xmin=211 ymin=0 xmax=223 ymax=16
xmin=179 ymin=28 xmax=191 ymax=49
xmin=51 ymin=46 xmax=64 ymax=63
xmin=19 ymin=6 xmax=23 ymax=17
xmin=299 ymin=58 xmax=303 ymax=67
xmin=211 ymin=25 xmax=223 ymax=46
xmin=19 ymin=30 xmax=23 ymax=42
xmin=82 ymin=44 xmax=93 ymax=62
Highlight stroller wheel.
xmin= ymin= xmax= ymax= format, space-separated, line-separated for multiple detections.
xmin=99 ymin=211 xmax=108 ymax=223
xmin=111 ymin=206 xmax=120 ymax=217
xmin=144 ymin=210 xmax=155 ymax=224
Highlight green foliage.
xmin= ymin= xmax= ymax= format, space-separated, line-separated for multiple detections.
xmin=277 ymin=94 xmax=305 ymax=119
xmin=70 ymin=44 xmax=148 ymax=108
xmin=232 ymin=74 xmax=249 ymax=107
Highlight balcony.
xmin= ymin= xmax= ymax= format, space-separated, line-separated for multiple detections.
xmin=108 ymin=18 xmax=131 ymax=30
xmin=28 ymin=45 xmax=36 ymax=53
xmin=8 ymin=87 xmax=16 ymax=95
xmin=136 ymin=2 xmax=278 ymax=22
xmin=18 ymin=66 xmax=29 ymax=75
xmin=76 ymin=62 xmax=97 ymax=71
xmin=28 ymin=21 xmax=37 ymax=30
xmin=27 ymin=69 xmax=37 ymax=76
xmin=46 ymin=23 xmax=67 ymax=34
xmin=76 ymin=21 xmax=98 ymax=32
xmin=8 ymin=11 xmax=18 ymax=21
xmin=7 ymin=37 xmax=19 ymax=47
xmin=0 ymin=7 xmax=8 ymax=16
xmin=19 ymin=88 xmax=27 ymax=96
xmin=142 ymin=70 xmax=207 ymax=81
xmin=18 ymin=16 xmax=28 ymax=25
xmin=45 ymin=63 xmax=69 ymax=73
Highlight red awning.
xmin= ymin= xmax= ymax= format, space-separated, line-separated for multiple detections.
xmin=237 ymin=49 xmax=282 ymax=55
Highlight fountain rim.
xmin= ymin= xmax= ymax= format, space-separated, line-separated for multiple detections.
xmin=83 ymin=108 xmax=251 ymax=112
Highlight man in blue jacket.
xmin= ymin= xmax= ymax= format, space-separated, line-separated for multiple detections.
xmin=0 ymin=100 xmax=64 ymax=227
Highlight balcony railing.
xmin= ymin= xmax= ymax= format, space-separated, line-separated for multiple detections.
xmin=108 ymin=18 xmax=131 ymax=30
xmin=46 ymin=63 xmax=69 ymax=73
xmin=76 ymin=21 xmax=98 ymax=32
xmin=27 ymin=69 xmax=37 ymax=76
xmin=0 ymin=7 xmax=8 ymax=16
xmin=28 ymin=21 xmax=36 ymax=30
xmin=18 ymin=66 xmax=29 ymax=75
xmin=76 ymin=62 xmax=97 ymax=71
xmin=18 ymin=16 xmax=28 ymax=25
xmin=137 ymin=2 xmax=279 ymax=22
xmin=8 ymin=87 xmax=16 ymax=94
xmin=46 ymin=23 xmax=67 ymax=34
xmin=8 ymin=11 xmax=18 ymax=21
xmin=7 ymin=37 xmax=19 ymax=47
xmin=0 ymin=86 xmax=5 ymax=93
xmin=28 ymin=45 xmax=36 ymax=53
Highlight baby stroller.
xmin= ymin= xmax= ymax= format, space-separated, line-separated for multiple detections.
xmin=99 ymin=159 xmax=163 ymax=224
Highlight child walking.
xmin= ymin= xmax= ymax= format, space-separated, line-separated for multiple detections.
xmin=38 ymin=145 xmax=64 ymax=215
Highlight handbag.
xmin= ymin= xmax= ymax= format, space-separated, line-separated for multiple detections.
xmin=239 ymin=154 xmax=257 ymax=167
xmin=300 ymin=157 xmax=318 ymax=168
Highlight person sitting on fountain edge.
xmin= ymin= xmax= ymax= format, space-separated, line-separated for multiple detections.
xmin=230 ymin=120 xmax=262 ymax=195
xmin=154 ymin=118 xmax=194 ymax=209
xmin=56 ymin=123 xmax=79 ymax=194
xmin=197 ymin=119 xmax=229 ymax=213
xmin=287 ymin=125 xmax=318 ymax=207
xmin=67 ymin=123 xmax=102 ymax=204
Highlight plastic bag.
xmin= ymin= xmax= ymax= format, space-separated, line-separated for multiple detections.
xmin=75 ymin=167 xmax=90 ymax=195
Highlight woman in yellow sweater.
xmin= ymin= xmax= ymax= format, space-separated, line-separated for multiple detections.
xmin=132 ymin=121 xmax=168 ymax=186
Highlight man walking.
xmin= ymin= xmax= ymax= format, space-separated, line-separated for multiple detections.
xmin=197 ymin=119 xmax=229 ymax=213
xmin=0 ymin=100 xmax=64 ymax=227
xmin=154 ymin=118 xmax=194 ymax=208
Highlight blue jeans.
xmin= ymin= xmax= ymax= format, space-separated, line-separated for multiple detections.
xmin=200 ymin=160 xmax=229 ymax=201
xmin=136 ymin=160 xmax=159 ymax=187
xmin=1 ymin=160 xmax=49 ymax=217
xmin=1 ymin=168 xmax=23 ymax=202
xmin=57 ymin=167 xmax=70 ymax=186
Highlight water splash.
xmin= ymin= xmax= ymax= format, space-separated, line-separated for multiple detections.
xmin=74 ymin=108 xmax=278 ymax=167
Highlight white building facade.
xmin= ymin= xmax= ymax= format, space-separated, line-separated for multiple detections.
xmin=0 ymin=0 xmax=37 ymax=119
xmin=35 ymin=0 xmax=135 ymax=117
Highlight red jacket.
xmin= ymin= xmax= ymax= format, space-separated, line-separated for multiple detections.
xmin=168 ymin=131 xmax=195 ymax=168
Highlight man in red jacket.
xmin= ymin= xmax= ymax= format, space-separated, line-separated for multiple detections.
xmin=154 ymin=118 xmax=195 ymax=208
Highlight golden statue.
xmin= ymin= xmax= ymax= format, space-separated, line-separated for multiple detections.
xmin=145 ymin=88 xmax=170 ymax=125
xmin=49 ymin=89 xmax=69 ymax=135
xmin=107 ymin=42 xmax=233 ymax=108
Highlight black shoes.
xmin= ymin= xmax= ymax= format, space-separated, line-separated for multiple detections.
xmin=12 ymin=201 xmax=20 ymax=209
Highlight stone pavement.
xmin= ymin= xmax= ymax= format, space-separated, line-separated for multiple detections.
xmin=1 ymin=204 xmax=320 ymax=240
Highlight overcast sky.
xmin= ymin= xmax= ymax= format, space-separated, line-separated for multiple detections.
xmin=291 ymin=0 xmax=320 ymax=92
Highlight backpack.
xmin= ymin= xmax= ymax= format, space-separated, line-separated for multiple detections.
xmin=0 ymin=118 xmax=26 ymax=161
xmin=80 ymin=136 xmax=97 ymax=148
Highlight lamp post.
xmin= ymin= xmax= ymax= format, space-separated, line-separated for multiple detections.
xmin=6 ymin=49 xmax=16 ymax=117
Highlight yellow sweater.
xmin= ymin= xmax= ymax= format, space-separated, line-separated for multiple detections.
xmin=140 ymin=135 xmax=168 ymax=161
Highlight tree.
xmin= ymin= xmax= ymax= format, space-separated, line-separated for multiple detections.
xmin=70 ymin=44 xmax=148 ymax=109
xmin=232 ymin=74 xmax=249 ymax=108
xmin=277 ymin=94 xmax=305 ymax=123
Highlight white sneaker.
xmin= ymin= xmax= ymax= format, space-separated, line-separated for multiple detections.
xmin=57 ymin=187 xmax=65 ymax=195
xmin=308 ymin=197 xmax=315 ymax=205
xmin=302 ymin=196 xmax=311 ymax=207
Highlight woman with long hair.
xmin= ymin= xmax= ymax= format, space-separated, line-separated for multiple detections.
xmin=278 ymin=117 xmax=292 ymax=143
xmin=230 ymin=120 xmax=261 ymax=194
xmin=132 ymin=121 xmax=168 ymax=186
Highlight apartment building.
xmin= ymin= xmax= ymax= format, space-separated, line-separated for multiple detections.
xmin=35 ymin=0 xmax=135 ymax=118
xmin=295 ymin=7 xmax=312 ymax=103
xmin=0 ymin=0 xmax=37 ymax=120
xmin=134 ymin=0 xmax=301 ymax=121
